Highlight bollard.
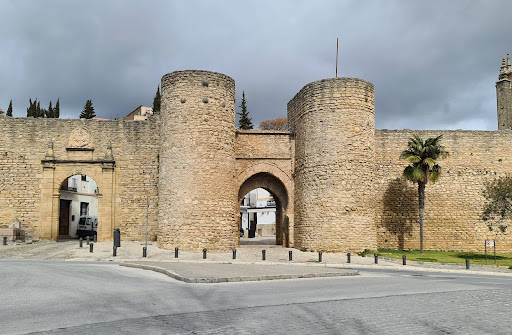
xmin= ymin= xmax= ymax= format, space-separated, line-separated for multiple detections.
xmin=374 ymin=254 xmax=378 ymax=264
xmin=289 ymin=250 xmax=293 ymax=261
xmin=86 ymin=236 xmax=90 ymax=245
xmin=203 ymin=248 xmax=207 ymax=259
xmin=2 ymin=236 xmax=7 ymax=245
xmin=262 ymin=249 xmax=266 ymax=261
xmin=347 ymin=253 xmax=351 ymax=263
xmin=143 ymin=247 xmax=147 ymax=258
xmin=93 ymin=235 xmax=97 ymax=243
xmin=79 ymin=237 xmax=83 ymax=248
xmin=113 ymin=247 xmax=117 ymax=257
xmin=402 ymin=255 xmax=406 ymax=265
xmin=113 ymin=228 xmax=121 ymax=248
xmin=319 ymin=251 xmax=323 ymax=263
xmin=232 ymin=249 xmax=237 ymax=260
xmin=90 ymin=243 xmax=94 ymax=253
xmin=466 ymin=258 xmax=470 ymax=269
xmin=175 ymin=247 xmax=179 ymax=258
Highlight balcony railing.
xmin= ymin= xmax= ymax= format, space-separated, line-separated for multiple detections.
xmin=61 ymin=186 xmax=77 ymax=192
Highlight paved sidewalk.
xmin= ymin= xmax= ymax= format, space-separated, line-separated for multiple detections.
xmin=121 ymin=261 xmax=358 ymax=283
xmin=1 ymin=237 xmax=511 ymax=283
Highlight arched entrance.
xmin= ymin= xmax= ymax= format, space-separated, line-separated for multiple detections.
xmin=237 ymin=172 xmax=290 ymax=246
xmin=39 ymin=159 xmax=115 ymax=241
xmin=58 ymin=174 xmax=99 ymax=238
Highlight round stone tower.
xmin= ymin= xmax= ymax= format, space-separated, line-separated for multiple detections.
xmin=158 ymin=70 xmax=237 ymax=251
xmin=287 ymin=77 xmax=377 ymax=252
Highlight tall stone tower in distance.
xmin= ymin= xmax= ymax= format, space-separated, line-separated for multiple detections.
xmin=497 ymin=54 xmax=512 ymax=130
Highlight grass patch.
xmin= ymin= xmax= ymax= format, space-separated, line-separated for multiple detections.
xmin=358 ymin=249 xmax=377 ymax=257
xmin=377 ymin=248 xmax=512 ymax=267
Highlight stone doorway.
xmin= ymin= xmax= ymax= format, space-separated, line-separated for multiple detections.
xmin=237 ymin=172 xmax=291 ymax=247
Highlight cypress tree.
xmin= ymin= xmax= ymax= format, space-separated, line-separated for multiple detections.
xmin=6 ymin=100 xmax=12 ymax=116
xmin=153 ymin=85 xmax=161 ymax=113
xmin=237 ymin=91 xmax=253 ymax=130
xmin=36 ymin=101 xmax=44 ymax=118
xmin=80 ymin=99 xmax=96 ymax=119
xmin=46 ymin=101 xmax=54 ymax=118
xmin=27 ymin=98 xmax=34 ymax=117
xmin=54 ymin=98 xmax=60 ymax=118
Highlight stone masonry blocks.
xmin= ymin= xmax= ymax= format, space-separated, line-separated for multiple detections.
xmin=158 ymin=70 xmax=237 ymax=251
xmin=288 ymin=78 xmax=377 ymax=252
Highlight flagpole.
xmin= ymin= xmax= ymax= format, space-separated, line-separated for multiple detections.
xmin=336 ymin=38 xmax=339 ymax=78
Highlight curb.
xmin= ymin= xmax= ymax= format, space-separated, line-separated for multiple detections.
xmin=120 ymin=262 xmax=359 ymax=283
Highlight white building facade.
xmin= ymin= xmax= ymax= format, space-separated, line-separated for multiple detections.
xmin=59 ymin=174 xmax=99 ymax=237
xmin=240 ymin=188 xmax=276 ymax=237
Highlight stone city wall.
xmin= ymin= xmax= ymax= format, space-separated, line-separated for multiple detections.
xmin=0 ymin=116 xmax=160 ymax=241
xmin=375 ymin=129 xmax=512 ymax=252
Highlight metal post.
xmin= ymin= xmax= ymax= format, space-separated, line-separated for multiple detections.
xmin=374 ymin=254 xmax=378 ymax=264
xmin=2 ymin=236 xmax=7 ymax=245
xmin=175 ymin=247 xmax=179 ymax=258
xmin=466 ymin=258 xmax=470 ymax=269
xmin=232 ymin=249 xmax=236 ymax=260
xmin=79 ymin=237 xmax=83 ymax=248
xmin=93 ymin=235 xmax=97 ymax=243
xmin=145 ymin=196 xmax=149 ymax=257
xmin=86 ymin=236 xmax=90 ymax=245
xmin=262 ymin=249 xmax=266 ymax=261
xmin=90 ymin=243 xmax=93 ymax=253
xmin=347 ymin=253 xmax=351 ymax=263
xmin=143 ymin=247 xmax=147 ymax=258
xmin=203 ymin=248 xmax=207 ymax=259
xmin=113 ymin=247 xmax=117 ymax=257
xmin=494 ymin=240 xmax=497 ymax=264
xmin=289 ymin=250 xmax=293 ymax=261
xmin=318 ymin=251 xmax=323 ymax=263
xmin=402 ymin=255 xmax=406 ymax=265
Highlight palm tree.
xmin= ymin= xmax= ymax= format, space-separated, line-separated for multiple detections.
xmin=400 ymin=134 xmax=449 ymax=253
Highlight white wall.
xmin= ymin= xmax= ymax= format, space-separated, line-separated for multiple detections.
xmin=60 ymin=175 xmax=99 ymax=237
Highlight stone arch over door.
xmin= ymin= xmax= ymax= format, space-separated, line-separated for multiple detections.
xmin=235 ymin=163 xmax=294 ymax=247
xmin=40 ymin=161 xmax=115 ymax=241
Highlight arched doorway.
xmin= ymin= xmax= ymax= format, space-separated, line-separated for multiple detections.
xmin=58 ymin=174 xmax=99 ymax=238
xmin=237 ymin=172 xmax=290 ymax=246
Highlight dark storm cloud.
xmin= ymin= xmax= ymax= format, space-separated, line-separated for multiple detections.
xmin=1 ymin=0 xmax=511 ymax=130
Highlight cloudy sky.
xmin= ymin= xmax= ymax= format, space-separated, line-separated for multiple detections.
xmin=1 ymin=0 xmax=511 ymax=130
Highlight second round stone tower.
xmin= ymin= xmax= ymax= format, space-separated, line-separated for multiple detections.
xmin=158 ymin=70 xmax=237 ymax=251
xmin=288 ymin=77 xmax=377 ymax=252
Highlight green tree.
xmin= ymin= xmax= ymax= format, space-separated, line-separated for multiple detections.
xmin=27 ymin=98 xmax=36 ymax=117
xmin=36 ymin=101 xmax=43 ymax=118
xmin=152 ymin=85 xmax=161 ymax=114
xmin=80 ymin=99 xmax=96 ymax=119
xmin=482 ymin=176 xmax=512 ymax=233
xmin=6 ymin=100 xmax=12 ymax=116
xmin=54 ymin=98 xmax=60 ymax=118
xmin=237 ymin=91 xmax=253 ymax=130
xmin=46 ymin=101 xmax=54 ymax=118
xmin=400 ymin=134 xmax=449 ymax=253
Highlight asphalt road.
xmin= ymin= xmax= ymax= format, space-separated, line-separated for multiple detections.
xmin=1 ymin=260 xmax=511 ymax=334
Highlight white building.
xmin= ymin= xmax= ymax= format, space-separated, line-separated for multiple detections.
xmin=123 ymin=105 xmax=153 ymax=121
xmin=240 ymin=188 xmax=276 ymax=236
xmin=59 ymin=175 xmax=99 ymax=237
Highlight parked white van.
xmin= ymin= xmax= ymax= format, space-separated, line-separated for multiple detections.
xmin=76 ymin=216 xmax=98 ymax=238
